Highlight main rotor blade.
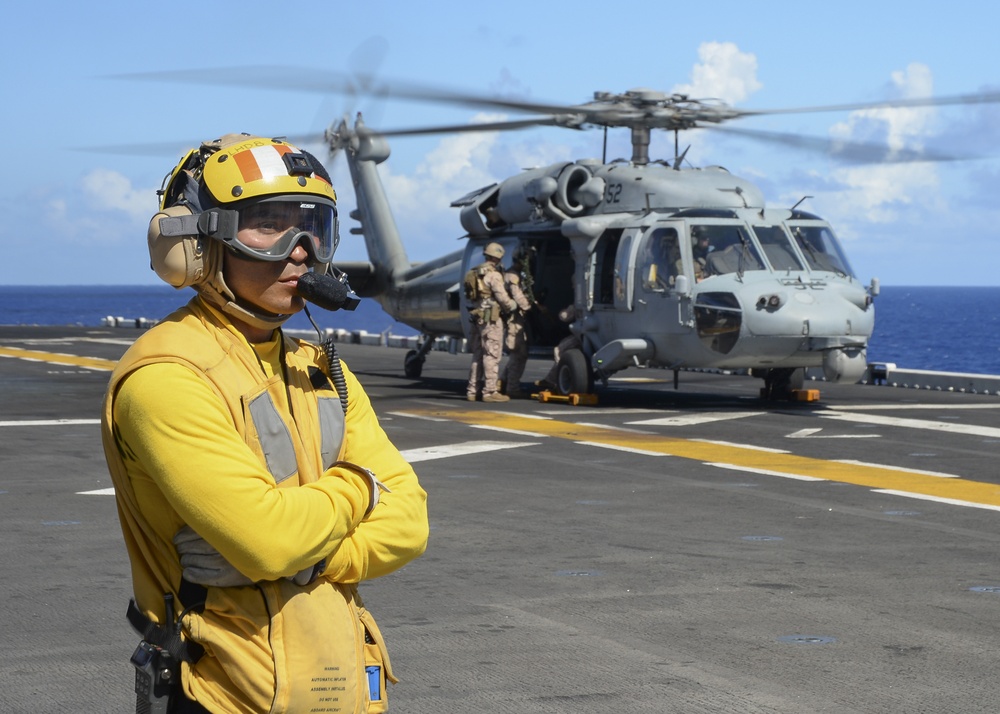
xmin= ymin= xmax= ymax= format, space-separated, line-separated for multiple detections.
xmin=359 ymin=116 xmax=564 ymax=138
xmin=111 ymin=67 xmax=1000 ymax=125
xmin=705 ymin=125 xmax=975 ymax=164
xmin=740 ymin=90 xmax=1000 ymax=119
xmin=78 ymin=115 xmax=561 ymax=158
xmin=78 ymin=131 xmax=331 ymax=157
xmin=76 ymin=140 xmax=201 ymax=157
xmin=110 ymin=66 xmax=584 ymax=117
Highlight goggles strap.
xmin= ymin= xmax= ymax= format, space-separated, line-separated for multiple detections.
xmin=197 ymin=208 xmax=239 ymax=240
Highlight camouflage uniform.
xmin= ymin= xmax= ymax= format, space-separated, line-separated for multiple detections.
xmin=499 ymin=268 xmax=533 ymax=396
xmin=467 ymin=261 xmax=517 ymax=401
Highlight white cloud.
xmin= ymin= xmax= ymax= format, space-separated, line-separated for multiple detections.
xmin=672 ymin=41 xmax=763 ymax=105
xmin=417 ymin=122 xmax=502 ymax=186
xmin=828 ymin=163 xmax=942 ymax=226
xmin=29 ymin=171 xmax=155 ymax=255
xmin=46 ymin=197 xmax=68 ymax=223
xmin=670 ymin=42 xmax=763 ymax=165
xmin=384 ymin=122 xmax=498 ymax=206
xmin=496 ymin=133 xmax=576 ymax=174
xmin=374 ymin=114 xmax=540 ymax=259
xmin=830 ymin=63 xmax=937 ymax=155
xmin=818 ymin=63 xmax=945 ymax=236
xmin=81 ymin=169 xmax=156 ymax=221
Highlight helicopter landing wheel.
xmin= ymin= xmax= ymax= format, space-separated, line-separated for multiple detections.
xmin=404 ymin=349 xmax=424 ymax=379
xmin=555 ymin=348 xmax=593 ymax=396
xmin=759 ymin=367 xmax=804 ymax=400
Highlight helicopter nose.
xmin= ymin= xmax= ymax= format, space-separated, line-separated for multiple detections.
xmin=742 ymin=284 xmax=874 ymax=345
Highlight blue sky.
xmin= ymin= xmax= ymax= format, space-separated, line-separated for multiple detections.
xmin=5 ymin=0 xmax=1000 ymax=287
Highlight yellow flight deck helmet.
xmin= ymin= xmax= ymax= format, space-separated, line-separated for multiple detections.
xmin=148 ymin=133 xmax=340 ymax=329
xmin=484 ymin=242 xmax=505 ymax=259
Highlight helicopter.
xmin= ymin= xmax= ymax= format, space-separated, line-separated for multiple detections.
xmin=320 ymin=87 xmax=893 ymax=400
xmin=118 ymin=69 xmax=1000 ymax=399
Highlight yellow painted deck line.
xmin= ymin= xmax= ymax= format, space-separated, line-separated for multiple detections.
xmin=0 ymin=346 xmax=116 ymax=371
xmin=404 ymin=408 xmax=1000 ymax=508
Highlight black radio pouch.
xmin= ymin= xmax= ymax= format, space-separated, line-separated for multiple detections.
xmin=130 ymin=639 xmax=177 ymax=714
xmin=127 ymin=587 xmax=206 ymax=714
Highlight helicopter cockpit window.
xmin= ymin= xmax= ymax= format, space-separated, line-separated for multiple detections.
xmin=640 ymin=227 xmax=680 ymax=291
xmin=751 ymin=225 xmax=804 ymax=272
xmin=790 ymin=225 xmax=855 ymax=277
xmin=693 ymin=224 xmax=765 ymax=278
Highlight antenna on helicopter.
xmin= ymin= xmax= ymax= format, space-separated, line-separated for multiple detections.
xmin=791 ymin=195 xmax=814 ymax=211
xmin=718 ymin=185 xmax=749 ymax=208
xmin=673 ymin=145 xmax=690 ymax=171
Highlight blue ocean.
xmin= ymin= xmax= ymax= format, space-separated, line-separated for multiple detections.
xmin=1 ymin=285 xmax=998 ymax=376
xmin=0 ymin=284 xmax=418 ymax=338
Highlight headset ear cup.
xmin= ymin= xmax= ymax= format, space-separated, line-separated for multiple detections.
xmin=148 ymin=205 xmax=211 ymax=288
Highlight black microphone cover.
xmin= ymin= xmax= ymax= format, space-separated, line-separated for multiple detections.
xmin=297 ymin=272 xmax=350 ymax=311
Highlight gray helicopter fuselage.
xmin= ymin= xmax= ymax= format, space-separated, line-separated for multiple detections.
xmin=340 ymin=133 xmax=876 ymax=385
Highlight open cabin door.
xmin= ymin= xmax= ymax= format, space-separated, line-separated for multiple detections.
xmin=588 ymin=228 xmax=640 ymax=311
xmin=633 ymin=220 xmax=693 ymax=336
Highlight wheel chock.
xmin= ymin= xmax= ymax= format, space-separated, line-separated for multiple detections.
xmin=531 ymin=390 xmax=598 ymax=406
xmin=760 ymin=388 xmax=822 ymax=402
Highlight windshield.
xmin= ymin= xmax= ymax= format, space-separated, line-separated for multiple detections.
xmin=691 ymin=224 xmax=765 ymax=278
xmin=751 ymin=225 xmax=805 ymax=272
xmin=789 ymin=224 xmax=855 ymax=277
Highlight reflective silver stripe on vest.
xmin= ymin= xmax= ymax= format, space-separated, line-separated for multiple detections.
xmin=317 ymin=396 xmax=345 ymax=469
xmin=247 ymin=392 xmax=297 ymax=483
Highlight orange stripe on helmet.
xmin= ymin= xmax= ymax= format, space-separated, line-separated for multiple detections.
xmin=233 ymin=150 xmax=262 ymax=183
xmin=233 ymin=144 xmax=296 ymax=184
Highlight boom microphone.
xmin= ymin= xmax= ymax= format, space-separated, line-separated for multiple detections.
xmin=296 ymin=271 xmax=359 ymax=311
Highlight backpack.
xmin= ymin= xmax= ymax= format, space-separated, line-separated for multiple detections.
xmin=463 ymin=266 xmax=481 ymax=302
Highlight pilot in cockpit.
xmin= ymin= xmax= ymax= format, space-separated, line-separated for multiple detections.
xmin=691 ymin=228 xmax=713 ymax=280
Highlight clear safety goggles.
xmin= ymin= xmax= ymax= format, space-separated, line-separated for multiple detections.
xmin=214 ymin=197 xmax=340 ymax=264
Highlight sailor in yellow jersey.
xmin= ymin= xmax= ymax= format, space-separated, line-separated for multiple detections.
xmin=101 ymin=134 xmax=428 ymax=714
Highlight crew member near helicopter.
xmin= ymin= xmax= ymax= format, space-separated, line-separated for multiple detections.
xmin=537 ymin=304 xmax=582 ymax=391
xmin=499 ymin=246 xmax=536 ymax=398
xmin=100 ymin=134 xmax=428 ymax=714
xmin=464 ymin=242 xmax=518 ymax=402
